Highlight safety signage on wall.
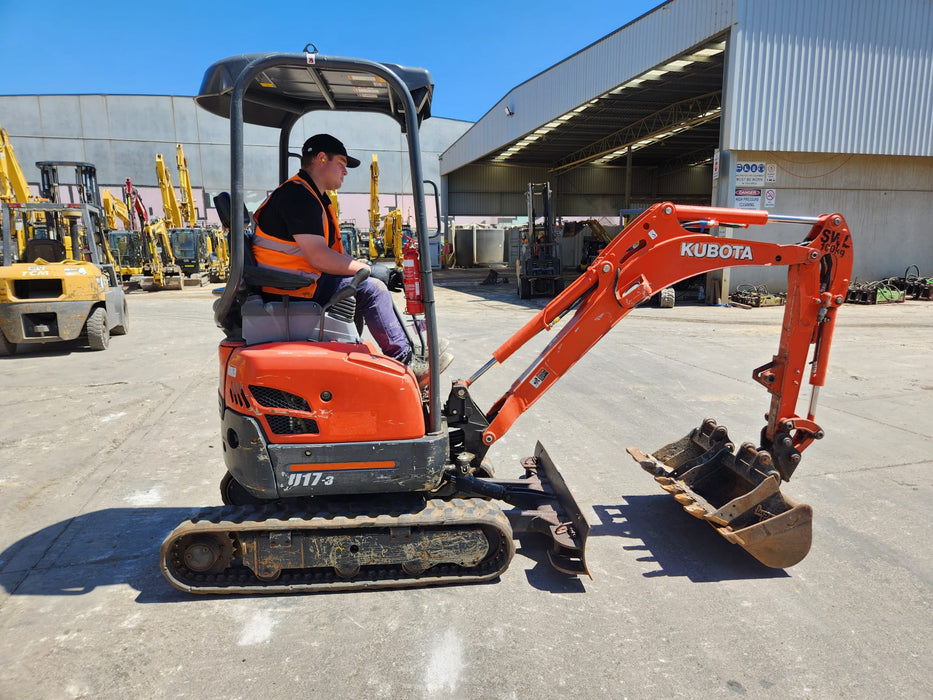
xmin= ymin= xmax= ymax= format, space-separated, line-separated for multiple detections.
xmin=764 ymin=188 xmax=776 ymax=208
xmin=735 ymin=162 xmax=766 ymax=187
xmin=734 ymin=188 xmax=762 ymax=209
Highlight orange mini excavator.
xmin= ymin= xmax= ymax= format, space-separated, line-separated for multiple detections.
xmin=161 ymin=50 xmax=853 ymax=594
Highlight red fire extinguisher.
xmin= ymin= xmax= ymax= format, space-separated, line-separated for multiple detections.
xmin=403 ymin=247 xmax=424 ymax=315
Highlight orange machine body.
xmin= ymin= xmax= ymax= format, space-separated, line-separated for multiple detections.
xmin=220 ymin=340 xmax=425 ymax=444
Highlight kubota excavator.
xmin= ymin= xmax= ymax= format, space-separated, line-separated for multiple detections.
xmin=161 ymin=50 xmax=853 ymax=594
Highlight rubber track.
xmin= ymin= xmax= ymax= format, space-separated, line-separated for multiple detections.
xmin=160 ymin=497 xmax=514 ymax=595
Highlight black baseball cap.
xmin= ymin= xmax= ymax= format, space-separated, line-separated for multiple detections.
xmin=301 ymin=133 xmax=360 ymax=168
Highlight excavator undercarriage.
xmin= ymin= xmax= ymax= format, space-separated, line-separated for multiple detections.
xmin=161 ymin=441 xmax=588 ymax=593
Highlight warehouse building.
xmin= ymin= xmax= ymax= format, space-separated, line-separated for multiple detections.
xmin=440 ymin=0 xmax=933 ymax=292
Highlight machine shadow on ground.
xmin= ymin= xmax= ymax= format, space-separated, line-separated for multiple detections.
xmin=0 ymin=507 xmax=199 ymax=601
xmin=0 ymin=339 xmax=104 ymax=358
xmin=590 ymin=497 xmax=789 ymax=582
xmin=0 ymin=501 xmax=782 ymax=602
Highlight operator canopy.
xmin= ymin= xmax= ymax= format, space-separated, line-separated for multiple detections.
xmin=195 ymin=53 xmax=433 ymax=131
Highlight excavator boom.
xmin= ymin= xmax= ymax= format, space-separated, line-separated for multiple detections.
xmin=480 ymin=204 xmax=851 ymax=455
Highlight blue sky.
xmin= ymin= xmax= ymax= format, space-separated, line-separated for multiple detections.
xmin=1 ymin=0 xmax=660 ymax=122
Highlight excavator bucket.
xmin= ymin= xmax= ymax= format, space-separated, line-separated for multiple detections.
xmin=627 ymin=419 xmax=812 ymax=568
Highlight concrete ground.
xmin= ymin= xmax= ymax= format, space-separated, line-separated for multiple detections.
xmin=0 ymin=270 xmax=930 ymax=699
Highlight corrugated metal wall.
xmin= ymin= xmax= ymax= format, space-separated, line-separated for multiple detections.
xmin=0 ymin=95 xmax=469 ymax=193
xmin=716 ymin=151 xmax=933 ymax=292
xmin=726 ymin=0 xmax=933 ymax=154
xmin=0 ymin=94 xmax=470 ymax=228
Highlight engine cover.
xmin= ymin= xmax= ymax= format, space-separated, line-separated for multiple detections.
xmin=224 ymin=340 xmax=424 ymax=443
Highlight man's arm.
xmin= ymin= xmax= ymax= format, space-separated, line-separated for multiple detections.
xmin=294 ymin=233 xmax=368 ymax=276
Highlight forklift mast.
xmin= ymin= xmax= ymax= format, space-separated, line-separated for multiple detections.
xmin=517 ymin=182 xmax=563 ymax=298
xmin=36 ymin=161 xmax=102 ymax=207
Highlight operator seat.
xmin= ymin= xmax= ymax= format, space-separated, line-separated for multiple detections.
xmin=212 ymin=192 xmax=361 ymax=346
xmin=24 ymin=239 xmax=66 ymax=263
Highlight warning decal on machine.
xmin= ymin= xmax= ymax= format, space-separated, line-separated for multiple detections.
xmin=530 ymin=368 xmax=550 ymax=388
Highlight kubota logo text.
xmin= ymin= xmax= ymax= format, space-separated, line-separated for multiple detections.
xmin=681 ymin=242 xmax=753 ymax=261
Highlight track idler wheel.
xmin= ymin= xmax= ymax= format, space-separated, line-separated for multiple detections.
xmin=177 ymin=533 xmax=234 ymax=574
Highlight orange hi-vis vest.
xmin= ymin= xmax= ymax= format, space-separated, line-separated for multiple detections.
xmin=251 ymin=174 xmax=344 ymax=298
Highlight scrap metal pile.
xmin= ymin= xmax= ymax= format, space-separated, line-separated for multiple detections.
xmin=846 ymin=266 xmax=932 ymax=304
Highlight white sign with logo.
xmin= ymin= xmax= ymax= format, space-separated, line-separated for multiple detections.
xmin=734 ymin=188 xmax=762 ymax=209
xmin=735 ymin=162 xmax=766 ymax=187
xmin=764 ymin=188 xmax=777 ymax=208
xmin=712 ymin=149 xmax=720 ymax=180
xmin=766 ymin=163 xmax=777 ymax=183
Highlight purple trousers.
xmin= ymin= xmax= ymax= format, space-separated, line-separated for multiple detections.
xmin=312 ymin=274 xmax=410 ymax=361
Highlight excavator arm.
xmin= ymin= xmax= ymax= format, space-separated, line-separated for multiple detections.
xmin=446 ymin=202 xmax=852 ymax=568
xmin=156 ymin=153 xmax=184 ymax=228
xmin=0 ymin=126 xmax=39 ymax=205
xmin=102 ymin=189 xmax=131 ymax=230
xmin=176 ymin=144 xmax=197 ymax=227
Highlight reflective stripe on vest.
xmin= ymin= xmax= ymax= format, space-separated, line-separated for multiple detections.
xmin=252 ymin=174 xmax=342 ymax=298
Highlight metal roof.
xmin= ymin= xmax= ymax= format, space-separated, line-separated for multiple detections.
xmin=509 ymin=44 xmax=726 ymax=175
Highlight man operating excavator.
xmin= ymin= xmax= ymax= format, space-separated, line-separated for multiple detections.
xmin=250 ymin=133 xmax=451 ymax=384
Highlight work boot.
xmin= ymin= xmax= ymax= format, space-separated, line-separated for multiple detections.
xmin=408 ymin=349 xmax=454 ymax=387
xmin=412 ymin=337 xmax=449 ymax=355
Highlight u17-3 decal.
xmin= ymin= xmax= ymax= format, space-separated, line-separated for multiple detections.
xmin=287 ymin=472 xmax=334 ymax=487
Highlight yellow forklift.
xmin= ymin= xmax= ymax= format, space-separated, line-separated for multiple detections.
xmin=0 ymin=161 xmax=128 ymax=354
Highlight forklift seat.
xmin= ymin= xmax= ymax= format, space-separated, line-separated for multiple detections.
xmin=24 ymin=239 xmax=67 ymax=263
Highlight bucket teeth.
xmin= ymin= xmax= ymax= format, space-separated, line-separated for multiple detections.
xmin=673 ymin=493 xmax=695 ymax=506
xmin=684 ymin=504 xmax=707 ymax=519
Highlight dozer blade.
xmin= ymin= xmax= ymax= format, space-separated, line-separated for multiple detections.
xmin=627 ymin=419 xmax=812 ymax=568
xmin=501 ymin=443 xmax=591 ymax=577
xmin=458 ymin=443 xmax=590 ymax=577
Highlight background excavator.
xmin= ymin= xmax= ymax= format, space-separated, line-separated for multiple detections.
xmin=1 ymin=124 xmax=46 ymax=257
xmin=161 ymin=50 xmax=852 ymax=594
xmin=366 ymin=153 xmax=411 ymax=289
xmin=114 ymin=176 xmax=185 ymax=291
xmin=157 ymin=147 xmax=212 ymax=286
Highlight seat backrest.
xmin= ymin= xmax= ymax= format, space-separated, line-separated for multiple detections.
xmin=212 ymin=192 xmax=251 ymax=230
xmin=25 ymin=239 xmax=66 ymax=263
xmin=213 ymin=191 xmax=310 ymax=293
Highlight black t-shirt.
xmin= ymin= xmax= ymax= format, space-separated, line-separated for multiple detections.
xmin=255 ymin=170 xmax=336 ymax=244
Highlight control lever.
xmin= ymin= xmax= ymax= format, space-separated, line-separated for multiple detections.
xmin=318 ymin=267 xmax=370 ymax=340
